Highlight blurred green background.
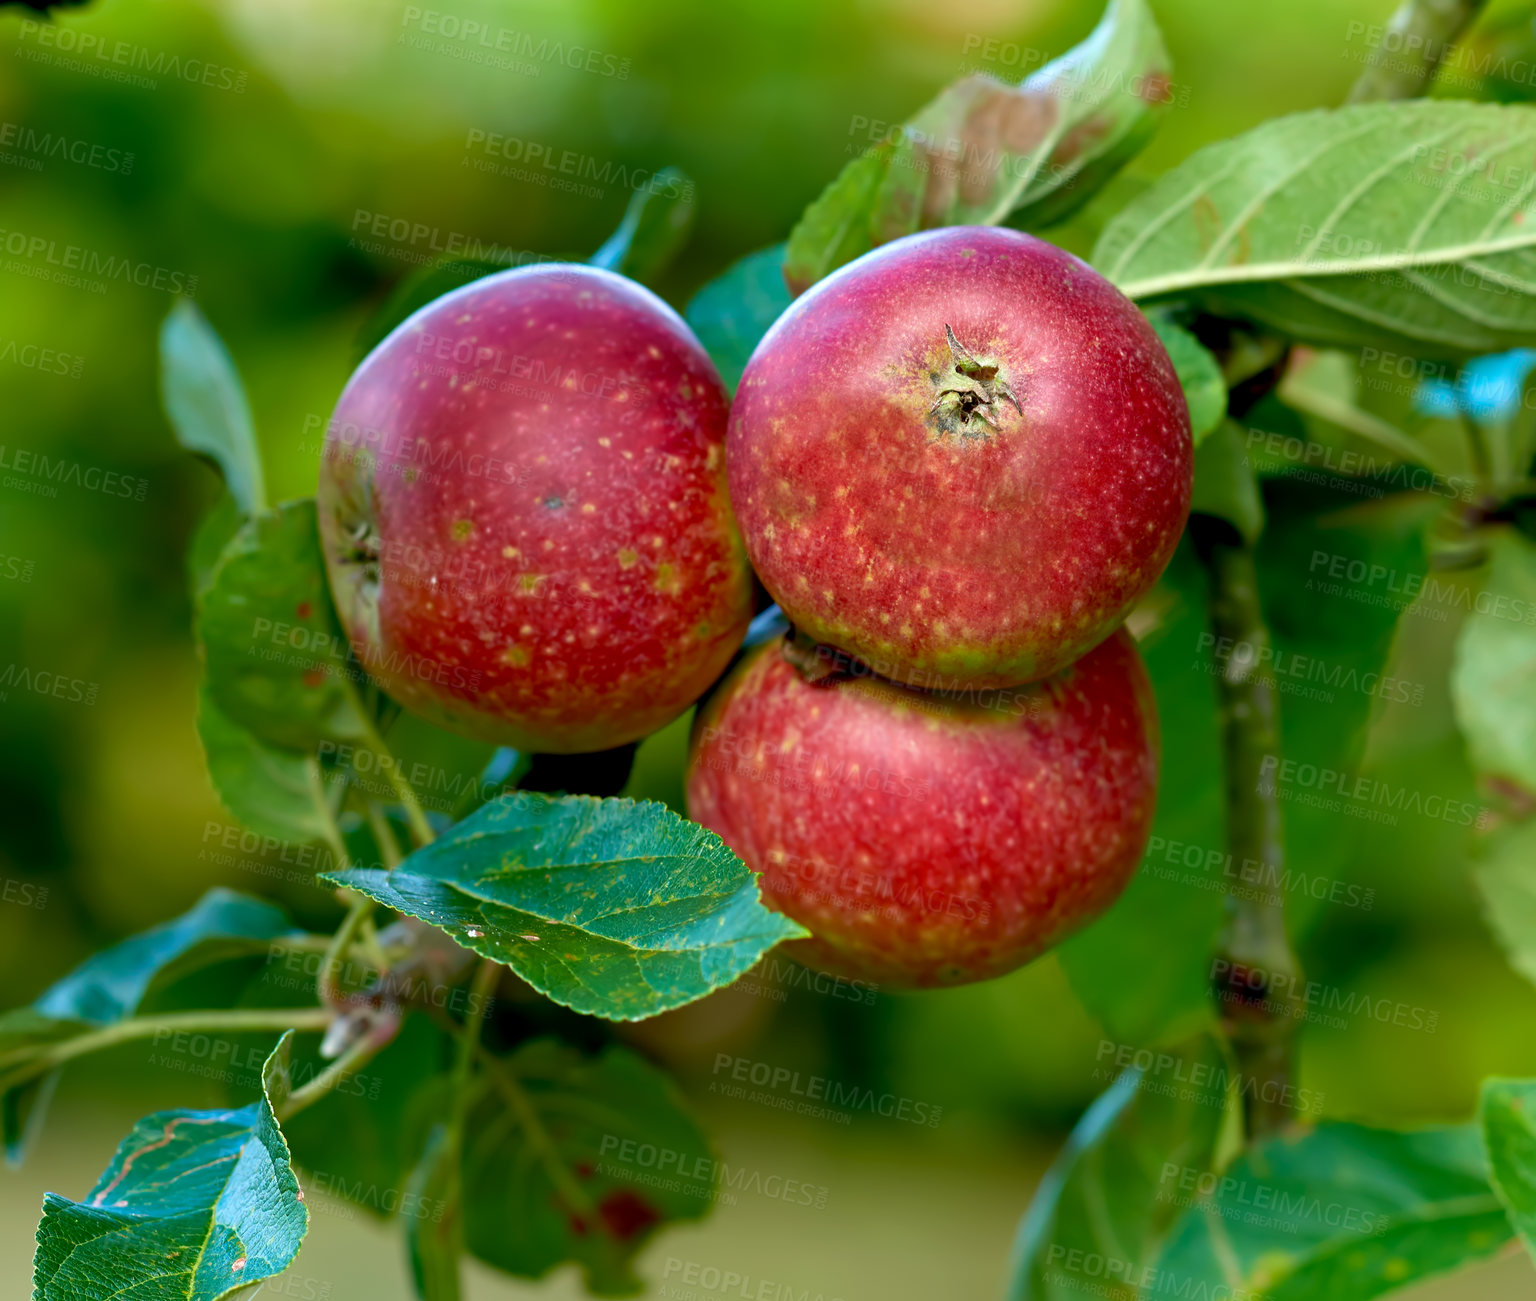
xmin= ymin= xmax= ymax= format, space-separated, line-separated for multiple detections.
xmin=4 ymin=0 xmax=1536 ymax=1295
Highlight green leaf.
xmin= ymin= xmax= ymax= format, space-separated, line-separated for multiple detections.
xmin=1094 ymin=101 xmax=1536 ymax=358
xmin=197 ymin=499 xmax=372 ymax=752
xmin=1151 ymin=1122 xmax=1511 ymax=1300
xmin=784 ymin=0 xmax=1171 ymax=293
xmin=33 ymin=887 xmax=292 ymax=1026
xmin=160 ymin=299 xmax=266 ymax=514
xmin=1482 ymin=1078 xmax=1536 ymax=1259
xmin=197 ymin=687 xmax=335 ymax=846
xmin=588 ymin=168 xmax=696 ymax=285
xmin=1007 ymin=1036 xmax=1228 ymax=1301
xmin=462 ymin=1040 xmax=712 ymax=1295
xmin=1474 ymin=820 xmax=1536 ymax=991
xmin=2 ymin=1065 xmax=59 ymax=1168
xmin=1451 ymin=529 xmax=1536 ymax=794
xmin=683 ymin=244 xmax=792 ymax=393
xmin=32 ymin=1033 xmax=308 ymax=1301
xmin=404 ymin=1123 xmax=462 ymax=1301
xmin=1191 ymin=420 xmax=1265 ymax=543
xmin=1147 ymin=313 xmax=1226 ymax=444
xmin=320 ymin=793 xmax=807 ymax=1020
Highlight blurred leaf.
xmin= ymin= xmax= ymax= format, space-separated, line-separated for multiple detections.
xmin=196 ymin=686 xmax=335 ymax=846
xmin=1094 ymin=101 xmax=1536 ymax=358
xmin=33 ymin=887 xmax=292 ymax=1025
xmin=1451 ymin=529 xmax=1536 ymax=795
xmin=277 ymin=1014 xmax=454 ymax=1220
xmin=1474 ymin=820 xmax=1536 ymax=990
xmin=1482 ymin=1077 xmax=1536 ymax=1259
xmin=1147 ymin=313 xmax=1226 ymax=444
xmin=160 ymin=300 xmax=266 ymax=515
xmin=785 ymin=0 xmax=1171 ymax=292
xmin=1007 ymin=1035 xmax=1227 ymax=1300
xmin=405 ymin=1122 xmax=462 ymax=1301
xmin=463 ymin=1040 xmax=711 ymax=1295
xmin=1151 ymin=1122 xmax=1511 ymax=1299
xmin=1191 ymin=420 xmax=1265 ymax=543
xmin=1256 ymin=483 xmax=1436 ymax=932
xmin=2 ymin=1066 xmax=58 ymax=1169
xmin=32 ymin=1033 xmax=308 ymax=1301
xmin=1059 ymin=542 xmax=1224 ymax=1045
xmin=189 ymin=492 xmax=247 ymax=601
xmin=354 ymin=259 xmax=509 ymax=363
xmin=197 ymin=499 xmax=372 ymax=752
xmin=684 ymin=244 xmax=792 ymax=393
xmin=321 ymin=793 xmax=807 ymax=1021
xmin=588 ymin=168 xmax=695 ymax=284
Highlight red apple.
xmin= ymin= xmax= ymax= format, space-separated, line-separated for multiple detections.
xmin=685 ymin=629 xmax=1158 ymax=987
xmin=728 ymin=226 xmax=1191 ymax=688
xmin=316 ymin=264 xmax=754 ymax=753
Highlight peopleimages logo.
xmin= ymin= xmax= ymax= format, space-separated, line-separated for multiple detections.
xmin=1258 ymin=754 xmax=1489 ymax=829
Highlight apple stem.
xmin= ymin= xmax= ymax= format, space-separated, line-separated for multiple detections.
xmin=1195 ymin=528 xmax=1306 ymax=1140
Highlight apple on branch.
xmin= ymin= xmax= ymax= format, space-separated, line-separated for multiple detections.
xmin=317 ymin=264 xmax=755 ymax=754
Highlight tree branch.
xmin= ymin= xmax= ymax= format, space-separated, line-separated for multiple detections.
xmin=1194 ymin=525 xmax=1305 ymax=1137
xmin=1346 ymin=0 xmax=1488 ymax=103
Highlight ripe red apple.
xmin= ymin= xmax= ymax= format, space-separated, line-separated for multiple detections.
xmin=728 ymin=226 xmax=1191 ymax=688
xmin=316 ymin=264 xmax=754 ymax=753
xmin=685 ymin=629 xmax=1159 ymax=988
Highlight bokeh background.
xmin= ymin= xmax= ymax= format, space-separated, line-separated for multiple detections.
xmin=3 ymin=0 xmax=1536 ymax=1296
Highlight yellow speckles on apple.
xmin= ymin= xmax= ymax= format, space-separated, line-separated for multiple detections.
xmin=520 ymin=574 xmax=545 ymax=593
xmin=581 ymin=502 xmax=596 ymax=515
xmin=705 ymin=444 xmax=722 ymax=470
xmin=654 ymin=562 xmax=680 ymax=594
xmin=598 ymin=436 xmax=611 ymax=448
xmin=919 ymin=586 xmax=931 ymax=599
xmin=899 ymin=623 xmax=913 ymax=637
xmin=403 ymin=467 xmax=419 ymax=484
xmin=501 ymin=646 xmax=531 ymax=667
xmin=502 ymin=545 xmax=519 ymax=559
xmin=651 ymin=536 xmax=665 ymax=548
xmin=615 ymin=391 xmax=630 ymax=403
xmin=617 ymin=548 xmax=638 ymax=569
xmin=451 ymin=518 xmax=474 ymax=542
xmin=541 ymin=539 xmax=556 ymax=551
xmin=454 ymin=313 xmax=473 ymax=324
xmin=879 ymin=612 xmax=890 ymax=623
xmin=647 ymin=345 xmax=662 ymax=360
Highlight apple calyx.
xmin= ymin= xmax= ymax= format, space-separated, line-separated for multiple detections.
xmin=926 ymin=324 xmax=1023 ymax=436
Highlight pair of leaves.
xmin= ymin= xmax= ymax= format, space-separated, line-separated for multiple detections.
xmin=784 ymin=0 xmax=1172 ymax=293
xmin=267 ymin=1014 xmax=714 ymax=1298
xmin=1012 ymin=1070 xmax=1536 ymax=1301
xmin=2 ymin=889 xmax=295 ymax=1166
xmin=164 ymin=302 xmax=362 ymax=848
xmin=32 ymin=1034 xmax=308 ymax=1301
xmin=1095 ymin=100 xmax=1536 ymax=359
xmin=321 ymin=792 xmax=806 ymax=1021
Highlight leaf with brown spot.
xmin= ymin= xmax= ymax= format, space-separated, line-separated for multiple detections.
xmin=784 ymin=0 xmax=1172 ymax=293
